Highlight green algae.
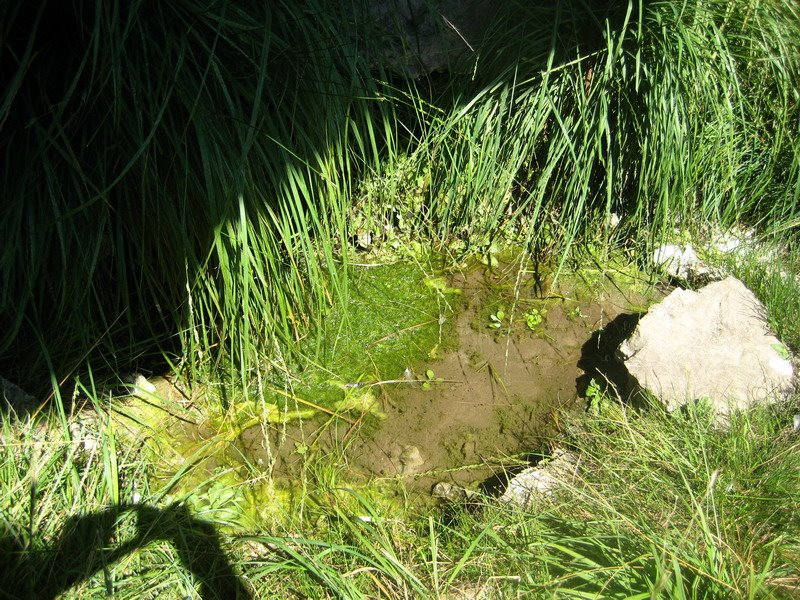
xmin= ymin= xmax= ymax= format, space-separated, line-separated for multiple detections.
xmin=288 ymin=259 xmax=460 ymax=411
xmin=109 ymin=259 xmax=463 ymax=530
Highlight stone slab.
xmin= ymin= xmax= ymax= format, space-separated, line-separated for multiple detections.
xmin=619 ymin=277 xmax=794 ymax=414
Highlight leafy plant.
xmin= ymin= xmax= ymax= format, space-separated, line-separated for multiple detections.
xmin=488 ymin=310 xmax=506 ymax=329
xmin=421 ymin=368 xmax=444 ymax=390
xmin=523 ymin=308 xmax=544 ymax=330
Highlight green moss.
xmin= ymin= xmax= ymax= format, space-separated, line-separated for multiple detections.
xmin=110 ymin=258 xmax=463 ymax=530
xmin=290 ymin=260 xmax=459 ymax=409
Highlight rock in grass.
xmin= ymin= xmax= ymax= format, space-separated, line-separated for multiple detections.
xmin=619 ymin=277 xmax=795 ymax=416
xmin=652 ymin=243 xmax=714 ymax=282
xmin=365 ymin=0 xmax=496 ymax=77
xmin=500 ymin=449 xmax=578 ymax=507
xmin=432 ymin=481 xmax=477 ymax=502
xmin=1 ymin=376 xmax=36 ymax=416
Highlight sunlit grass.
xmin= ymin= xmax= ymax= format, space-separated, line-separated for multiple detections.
xmin=432 ymin=395 xmax=800 ymax=599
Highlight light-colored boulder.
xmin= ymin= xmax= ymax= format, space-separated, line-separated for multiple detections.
xmin=619 ymin=277 xmax=794 ymax=415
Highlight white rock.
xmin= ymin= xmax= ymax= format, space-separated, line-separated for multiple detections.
xmin=133 ymin=374 xmax=157 ymax=394
xmin=652 ymin=244 xmax=709 ymax=280
xmin=768 ymin=356 xmax=794 ymax=379
xmin=619 ymin=277 xmax=795 ymax=415
xmin=500 ymin=449 xmax=578 ymax=507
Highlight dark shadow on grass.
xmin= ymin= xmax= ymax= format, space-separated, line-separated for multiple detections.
xmin=0 ymin=503 xmax=250 ymax=600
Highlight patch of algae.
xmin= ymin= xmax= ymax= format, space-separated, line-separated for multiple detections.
xmin=110 ymin=252 xmax=657 ymax=529
xmin=110 ymin=260 xmax=461 ymax=529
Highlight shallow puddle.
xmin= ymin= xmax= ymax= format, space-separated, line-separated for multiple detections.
xmin=342 ymin=266 xmax=656 ymax=491
xmin=238 ymin=262 xmax=659 ymax=495
xmin=113 ymin=260 xmax=661 ymax=510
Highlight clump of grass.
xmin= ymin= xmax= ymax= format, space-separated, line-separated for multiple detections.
xmin=399 ymin=0 xmax=800 ymax=252
xmin=0 ymin=393 xmax=260 ymax=599
xmin=0 ymin=0 xmax=398 ymax=393
xmin=726 ymin=242 xmax=800 ymax=352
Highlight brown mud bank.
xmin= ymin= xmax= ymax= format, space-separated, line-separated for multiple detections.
xmin=241 ymin=263 xmax=660 ymax=495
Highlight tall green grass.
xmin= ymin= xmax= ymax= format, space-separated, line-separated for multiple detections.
xmin=0 ymin=0 xmax=398 ymax=393
xmin=432 ymin=397 xmax=800 ymax=599
xmin=2 ymin=0 xmax=799 ymax=397
xmin=0 ymin=400 xmax=254 ymax=599
xmin=394 ymin=0 xmax=800 ymax=250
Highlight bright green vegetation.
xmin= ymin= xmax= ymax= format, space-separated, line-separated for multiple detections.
xmin=729 ymin=247 xmax=800 ymax=353
xmin=297 ymin=260 xmax=458 ymax=408
xmin=2 ymin=0 xmax=800 ymax=597
xmin=3 ymin=0 xmax=800 ymax=391
xmin=443 ymin=398 xmax=800 ymax=598
xmin=99 ymin=261 xmax=457 ymax=529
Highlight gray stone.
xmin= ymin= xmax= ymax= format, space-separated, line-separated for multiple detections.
xmin=432 ymin=481 xmax=477 ymax=502
xmin=1 ymin=376 xmax=37 ymax=416
xmin=619 ymin=277 xmax=795 ymax=415
xmin=652 ymin=244 xmax=702 ymax=279
xmin=362 ymin=0 xmax=498 ymax=76
xmin=500 ymin=449 xmax=578 ymax=507
xmin=399 ymin=445 xmax=425 ymax=475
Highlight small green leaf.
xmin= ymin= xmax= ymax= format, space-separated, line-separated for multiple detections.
xmin=524 ymin=309 xmax=543 ymax=330
xmin=426 ymin=369 xmax=435 ymax=379
xmin=772 ymin=342 xmax=791 ymax=360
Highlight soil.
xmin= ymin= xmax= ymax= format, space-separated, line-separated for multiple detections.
xmin=238 ymin=263 xmax=659 ymax=495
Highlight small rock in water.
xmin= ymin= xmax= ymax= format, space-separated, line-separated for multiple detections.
xmin=432 ymin=481 xmax=476 ymax=502
xmin=133 ymin=374 xmax=157 ymax=395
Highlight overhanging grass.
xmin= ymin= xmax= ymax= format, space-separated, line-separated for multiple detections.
xmin=726 ymin=242 xmax=800 ymax=352
xmin=2 ymin=0 xmax=799 ymax=400
xmin=391 ymin=0 xmax=800 ymax=250
xmin=0 ymin=0 xmax=399 ymax=393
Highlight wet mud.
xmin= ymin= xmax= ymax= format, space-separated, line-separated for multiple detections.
xmin=239 ymin=264 xmax=659 ymax=494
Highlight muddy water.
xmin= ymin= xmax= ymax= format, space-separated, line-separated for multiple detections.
xmin=240 ymin=264 xmax=658 ymax=494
